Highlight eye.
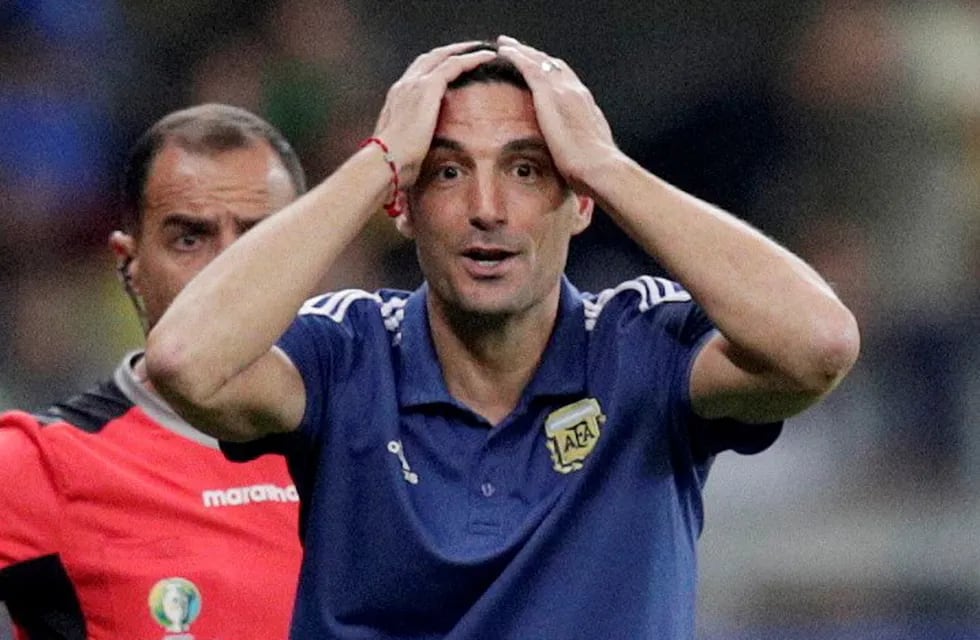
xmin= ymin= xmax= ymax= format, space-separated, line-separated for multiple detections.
xmin=173 ymin=233 xmax=203 ymax=251
xmin=438 ymin=165 xmax=461 ymax=181
xmin=419 ymin=162 xmax=464 ymax=189
xmin=511 ymin=161 xmax=541 ymax=182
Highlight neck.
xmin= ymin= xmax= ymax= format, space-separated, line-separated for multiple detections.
xmin=427 ymin=293 xmax=559 ymax=426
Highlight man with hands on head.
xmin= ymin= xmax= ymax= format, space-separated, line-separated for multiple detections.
xmin=147 ymin=37 xmax=860 ymax=639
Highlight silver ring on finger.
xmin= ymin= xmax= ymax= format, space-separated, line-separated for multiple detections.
xmin=540 ymin=59 xmax=560 ymax=73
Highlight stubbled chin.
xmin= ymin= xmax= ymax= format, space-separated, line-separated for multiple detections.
xmin=452 ymin=279 xmax=521 ymax=316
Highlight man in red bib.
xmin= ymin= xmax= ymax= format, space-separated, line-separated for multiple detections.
xmin=0 ymin=104 xmax=306 ymax=640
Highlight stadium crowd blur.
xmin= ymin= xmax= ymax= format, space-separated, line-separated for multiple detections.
xmin=1 ymin=1 xmax=977 ymax=638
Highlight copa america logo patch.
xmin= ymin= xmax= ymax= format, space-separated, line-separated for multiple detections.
xmin=148 ymin=577 xmax=202 ymax=636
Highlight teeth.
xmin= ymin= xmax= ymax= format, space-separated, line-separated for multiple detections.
xmin=476 ymin=259 xmax=501 ymax=267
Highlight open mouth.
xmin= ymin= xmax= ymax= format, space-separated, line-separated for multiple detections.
xmin=462 ymin=247 xmax=516 ymax=267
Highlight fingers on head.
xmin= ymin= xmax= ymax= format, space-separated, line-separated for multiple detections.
xmin=412 ymin=40 xmax=493 ymax=75
xmin=496 ymin=35 xmax=548 ymax=63
xmin=496 ymin=36 xmax=574 ymax=80
xmin=438 ymin=48 xmax=497 ymax=79
xmin=497 ymin=43 xmax=551 ymax=76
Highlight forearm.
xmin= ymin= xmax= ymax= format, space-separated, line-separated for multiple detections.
xmin=591 ymin=152 xmax=859 ymax=392
xmin=146 ymin=145 xmax=392 ymax=404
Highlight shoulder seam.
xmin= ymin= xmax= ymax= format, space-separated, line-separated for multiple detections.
xmin=32 ymin=380 xmax=133 ymax=433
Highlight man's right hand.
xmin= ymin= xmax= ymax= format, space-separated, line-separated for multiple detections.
xmin=373 ymin=41 xmax=496 ymax=188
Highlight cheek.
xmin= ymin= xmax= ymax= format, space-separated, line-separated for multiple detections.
xmin=136 ymin=256 xmax=200 ymax=306
xmin=408 ymin=202 xmax=458 ymax=252
xmin=413 ymin=192 xmax=453 ymax=227
xmin=413 ymin=238 xmax=446 ymax=280
xmin=532 ymin=221 xmax=574 ymax=268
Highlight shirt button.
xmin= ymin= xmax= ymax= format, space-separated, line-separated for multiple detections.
xmin=480 ymin=482 xmax=495 ymax=497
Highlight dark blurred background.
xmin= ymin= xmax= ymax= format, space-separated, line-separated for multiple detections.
xmin=1 ymin=1 xmax=978 ymax=637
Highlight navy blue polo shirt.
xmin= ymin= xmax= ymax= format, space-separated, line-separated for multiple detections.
xmin=225 ymin=276 xmax=780 ymax=639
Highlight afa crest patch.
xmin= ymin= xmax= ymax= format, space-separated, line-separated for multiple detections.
xmin=545 ymin=398 xmax=605 ymax=473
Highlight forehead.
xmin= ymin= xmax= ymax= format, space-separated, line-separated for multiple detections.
xmin=434 ymin=83 xmax=541 ymax=148
xmin=141 ymin=140 xmax=295 ymax=226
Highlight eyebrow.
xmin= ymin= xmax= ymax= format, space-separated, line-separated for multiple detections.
xmin=428 ymin=137 xmax=464 ymax=154
xmin=501 ymin=137 xmax=550 ymax=156
xmin=236 ymin=217 xmax=264 ymax=233
xmin=161 ymin=213 xmax=218 ymax=235
xmin=161 ymin=213 xmax=264 ymax=234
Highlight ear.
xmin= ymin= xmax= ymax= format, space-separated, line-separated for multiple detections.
xmin=109 ymin=230 xmax=150 ymax=333
xmin=109 ymin=230 xmax=138 ymax=276
xmin=569 ymin=194 xmax=594 ymax=236
xmin=393 ymin=196 xmax=415 ymax=240
xmin=109 ymin=230 xmax=141 ymax=294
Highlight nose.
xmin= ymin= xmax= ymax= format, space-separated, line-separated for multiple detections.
xmin=217 ymin=225 xmax=242 ymax=253
xmin=467 ymin=175 xmax=506 ymax=230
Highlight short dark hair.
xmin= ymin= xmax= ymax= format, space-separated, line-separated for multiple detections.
xmin=448 ymin=42 xmax=529 ymax=92
xmin=120 ymin=103 xmax=307 ymax=234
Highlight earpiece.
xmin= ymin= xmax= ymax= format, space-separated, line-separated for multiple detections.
xmin=118 ymin=257 xmax=134 ymax=284
xmin=117 ymin=256 xmax=149 ymax=334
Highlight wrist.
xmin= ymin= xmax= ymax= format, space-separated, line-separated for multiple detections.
xmin=359 ymin=137 xmax=403 ymax=217
xmin=564 ymin=145 xmax=629 ymax=198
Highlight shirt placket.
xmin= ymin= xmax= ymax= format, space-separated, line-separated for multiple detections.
xmin=467 ymin=440 xmax=505 ymax=538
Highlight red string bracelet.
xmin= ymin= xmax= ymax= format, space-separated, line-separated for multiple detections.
xmin=359 ymin=137 xmax=402 ymax=217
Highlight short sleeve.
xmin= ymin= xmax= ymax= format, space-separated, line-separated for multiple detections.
xmin=221 ymin=290 xmax=376 ymax=461
xmin=679 ymin=310 xmax=783 ymax=458
xmin=629 ymin=285 xmax=784 ymax=458
xmin=0 ymin=412 xmax=63 ymax=585
xmin=688 ymin=414 xmax=783 ymax=457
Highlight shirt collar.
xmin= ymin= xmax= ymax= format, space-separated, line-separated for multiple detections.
xmin=396 ymin=277 xmax=588 ymax=409
xmin=114 ymin=350 xmax=221 ymax=449
xmin=396 ymin=284 xmax=455 ymax=408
